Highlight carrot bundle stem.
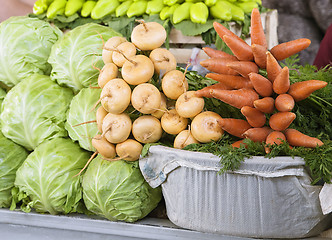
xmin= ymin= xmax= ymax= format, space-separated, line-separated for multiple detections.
xmin=288 ymin=80 xmax=328 ymax=102
xmin=205 ymin=73 xmax=253 ymax=89
xmin=223 ymin=35 xmax=254 ymax=61
xmin=231 ymin=139 xmax=246 ymax=148
xmin=250 ymin=8 xmax=267 ymax=49
xmin=266 ymin=51 xmax=281 ymax=83
xmin=202 ymin=47 xmax=238 ymax=60
xmin=218 ymin=118 xmax=251 ymax=138
xmin=242 ymin=127 xmax=272 ymax=143
xmin=252 ymin=44 xmax=267 ymax=69
xmin=195 ymin=83 xmax=232 ymax=98
xmin=241 ymin=106 xmax=266 ymax=128
xmin=270 ymin=38 xmax=311 ymax=61
xmin=253 ymin=97 xmax=275 ymax=113
xmin=206 ymin=88 xmax=259 ymax=109
xmin=265 ymin=131 xmax=287 ymax=153
xmin=284 ymin=128 xmax=323 ymax=148
xmin=273 ymin=66 xmax=290 ymax=94
xmin=200 ymin=58 xmax=238 ymax=75
xmin=275 ymin=94 xmax=295 ymax=112
xmin=213 ymin=21 xmax=247 ymax=44
xmin=226 ymin=61 xmax=259 ymax=79
xmin=248 ymin=72 xmax=273 ymax=97
xmin=269 ymin=111 xmax=296 ymax=131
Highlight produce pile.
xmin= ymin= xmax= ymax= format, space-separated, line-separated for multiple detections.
xmin=30 ymin=0 xmax=265 ymax=46
xmin=0 ymin=5 xmax=331 ymax=227
xmin=0 ymin=16 xmax=161 ymax=221
xmin=87 ymin=20 xmax=226 ymax=167
xmin=197 ymin=8 xmax=326 ymax=151
xmin=34 ymin=0 xmax=260 ymax=23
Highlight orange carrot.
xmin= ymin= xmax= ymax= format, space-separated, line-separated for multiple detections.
xmin=250 ymin=8 xmax=267 ymax=49
xmin=275 ymin=94 xmax=295 ymax=112
xmin=270 ymin=38 xmax=311 ymax=61
xmin=265 ymin=131 xmax=286 ymax=153
xmin=206 ymin=88 xmax=259 ymax=109
xmin=227 ymin=61 xmax=259 ymax=79
xmin=273 ymin=66 xmax=290 ymax=94
xmin=266 ymin=51 xmax=282 ymax=83
xmin=288 ymin=80 xmax=328 ymax=102
xmin=202 ymin=47 xmax=238 ymax=61
xmin=218 ymin=118 xmax=251 ymax=138
xmin=241 ymin=106 xmax=266 ymax=128
xmin=253 ymin=97 xmax=275 ymax=113
xmin=269 ymin=112 xmax=296 ymax=131
xmin=223 ymin=35 xmax=254 ymax=61
xmin=231 ymin=139 xmax=247 ymax=148
xmin=242 ymin=126 xmax=272 ymax=142
xmin=252 ymin=44 xmax=267 ymax=69
xmin=284 ymin=128 xmax=324 ymax=148
xmin=205 ymin=73 xmax=253 ymax=89
xmin=200 ymin=58 xmax=238 ymax=75
xmin=195 ymin=83 xmax=232 ymax=98
xmin=248 ymin=72 xmax=273 ymax=97
xmin=213 ymin=22 xmax=247 ymax=44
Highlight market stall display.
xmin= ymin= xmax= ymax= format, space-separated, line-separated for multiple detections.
xmin=0 ymin=2 xmax=331 ymax=239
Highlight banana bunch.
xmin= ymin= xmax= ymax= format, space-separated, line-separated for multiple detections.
xmin=33 ymin=0 xmax=261 ymax=24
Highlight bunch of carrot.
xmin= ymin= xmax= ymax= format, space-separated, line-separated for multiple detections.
xmin=197 ymin=8 xmax=328 ymax=153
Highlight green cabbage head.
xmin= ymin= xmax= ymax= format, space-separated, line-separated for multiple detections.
xmin=65 ymin=87 xmax=101 ymax=151
xmin=0 ymin=16 xmax=62 ymax=87
xmin=0 ymin=74 xmax=73 ymax=151
xmin=0 ymin=132 xmax=28 ymax=208
xmin=12 ymin=137 xmax=90 ymax=214
xmin=83 ymin=156 xmax=162 ymax=222
xmin=0 ymin=88 xmax=6 ymax=113
xmin=48 ymin=23 xmax=121 ymax=93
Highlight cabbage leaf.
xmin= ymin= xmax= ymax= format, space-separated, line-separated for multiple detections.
xmin=0 ymin=88 xmax=6 ymax=115
xmin=0 ymin=74 xmax=73 ymax=151
xmin=48 ymin=23 xmax=121 ymax=93
xmin=0 ymin=16 xmax=62 ymax=87
xmin=82 ymin=156 xmax=162 ymax=222
xmin=0 ymin=132 xmax=28 ymax=208
xmin=65 ymin=87 xmax=101 ymax=151
xmin=12 ymin=137 xmax=90 ymax=214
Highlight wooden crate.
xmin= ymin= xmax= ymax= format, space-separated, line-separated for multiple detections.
xmin=168 ymin=9 xmax=278 ymax=64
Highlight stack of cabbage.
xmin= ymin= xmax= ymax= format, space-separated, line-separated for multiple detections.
xmin=0 ymin=16 xmax=161 ymax=222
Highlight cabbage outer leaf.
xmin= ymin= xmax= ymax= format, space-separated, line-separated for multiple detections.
xmin=0 ymin=132 xmax=28 ymax=208
xmin=0 ymin=16 xmax=62 ymax=87
xmin=65 ymin=87 xmax=101 ymax=151
xmin=48 ymin=23 xmax=121 ymax=93
xmin=82 ymin=156 xmax=162 ymax=222
xmin=13 ymin=137 xmax=90 ymax=214
xmin=0 ymin=74 xmax=73 ymax=151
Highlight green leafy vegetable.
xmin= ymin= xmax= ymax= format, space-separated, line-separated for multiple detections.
xmin=65 ymin=87 xmax=101 ymax=151
xmin=0 ymin=88 xmax=6 ymax=114
xmin=0 ymin=16 xmax=62 ymax=87
xmin=0 ymin=132 xmax=28 ymax=208
xmin=0 ymin=74 xmax=73 ymax=151
xmin=82 ymin=155 xmax=162 ymax=222
xmin=12 ymin=137 xmax=90 ymax=214
xmin=48 ymin=23 xmax=121 ymax=93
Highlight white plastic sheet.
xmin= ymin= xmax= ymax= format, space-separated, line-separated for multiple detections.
xmin=139 ymin=145 xmax=332 ymax=239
